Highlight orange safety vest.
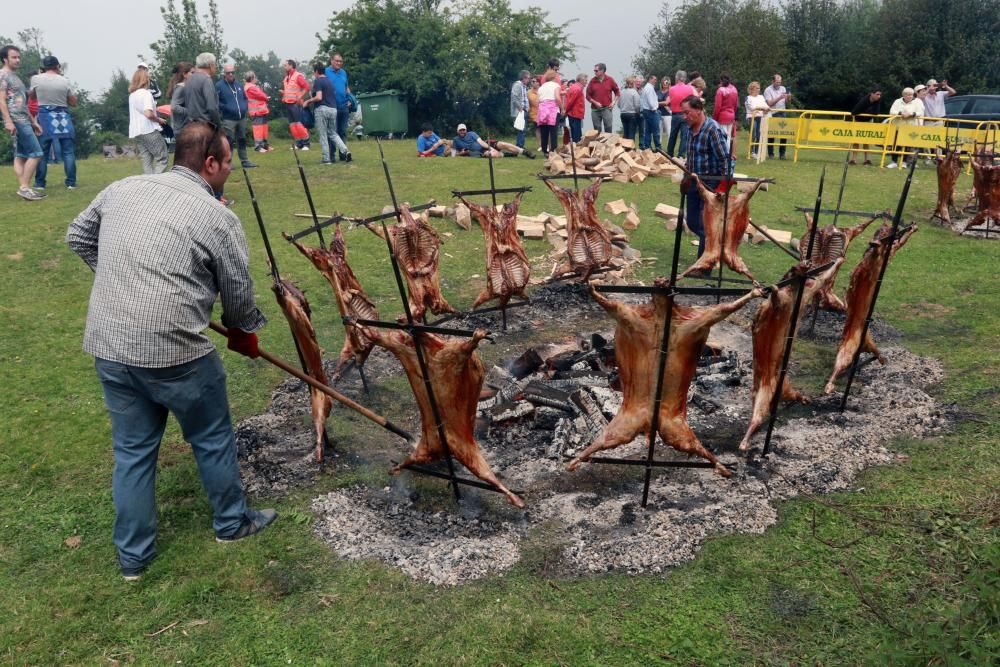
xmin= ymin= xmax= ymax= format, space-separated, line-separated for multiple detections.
xmin=246 ymin=84 xmax=269 ymax=117
xmin=282 ymin=71 xmax=308 ymax=104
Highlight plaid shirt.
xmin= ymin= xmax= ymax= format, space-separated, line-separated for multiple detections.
xmin=67 ymin=166 xmax=266 ymax=367
xmin=687 ymin=116 xmax=733 ymax=186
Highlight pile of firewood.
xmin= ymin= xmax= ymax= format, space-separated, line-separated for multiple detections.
xmin=544 ymin=130 xmax=683 ymax=184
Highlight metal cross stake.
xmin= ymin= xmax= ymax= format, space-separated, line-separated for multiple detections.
xmin=839 ymin=160 xmax=916 ymax=411
xmin=566 ymin=189 xmax=756 ymax=507
xmin=242 ymin=167 xmax=335 ymax=457
xmin=760 ymin=167 xmax=827 ymax=458
xmin=359 ymin=138 xmax=515 ymax=503
xmin=292 ymin=144 xmax=328 ymax=249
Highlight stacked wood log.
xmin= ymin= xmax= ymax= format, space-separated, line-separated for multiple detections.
xmin=544 ymin=130 xmax=683 ymax=183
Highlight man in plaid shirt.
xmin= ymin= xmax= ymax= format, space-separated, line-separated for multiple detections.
xmin=679 ymin=95 xmax=733 ymax=267
xmin=67 ymin=122 xmax=277 ymax=581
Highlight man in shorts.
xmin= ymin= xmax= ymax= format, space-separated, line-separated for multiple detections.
xmin=0 ymin=45 xmax=46 ymax=200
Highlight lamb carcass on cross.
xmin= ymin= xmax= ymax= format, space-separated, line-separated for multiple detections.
xmin=272 ymin=278 xmax=332 ymax=462
xmin=959 ymin=155 xmax=1000 ymax=233
xmin=359 ymin=323 xmax=525 ymax=508
xmin=458 ymin=193 xmax=531 ymax=309
xmin=567 ymin=279 xmax=762 ymax=476
xmin=932 ymin=149 xmax=963 ymax=226
xmin=824 ymin=222 xmax=918 ymax=394
xmin=679 ymin=177 xmax=768 ymax=281
xmin=367 ymin=203 xmax=456 ymax=321
xmin=544 ymin=177 xmax=613 ymax=280
xmin=738 ymin=259 xmax=843 ymax=452
xmin=284 ymin=227 xmax=379 ymax=381
xmin=798 ymin=211 xmax=884 ymax=312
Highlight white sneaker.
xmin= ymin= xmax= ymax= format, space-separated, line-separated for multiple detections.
xmin=300 ymin=146 xmax=310 ymax=151
xmin=886 ymin=162 xmax=897 ymax=169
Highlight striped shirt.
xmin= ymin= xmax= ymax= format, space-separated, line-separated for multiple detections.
xmin=687 ymin=117 xmax=732 ymax=186
xmin=67 ymin=166 xmax=266 ymax=367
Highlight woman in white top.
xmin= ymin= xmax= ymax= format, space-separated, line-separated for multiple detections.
xmin=744 ymin=81 xmax=768 ymax=158
xmin=886 ymin=86 xmax=923 ymax=168
xmin=128 ymin=68 xmax=168 ymax=174
xmin=536 ymin=71 xmax=563 ymax=156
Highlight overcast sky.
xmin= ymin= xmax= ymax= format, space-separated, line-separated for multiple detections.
xmin=4 ymin=0 xmax=673 ymax=94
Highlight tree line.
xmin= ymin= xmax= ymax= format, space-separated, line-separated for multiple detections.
xmin=634 ymin=0 xmax=1000 ymax=112
xmin=5 ymin=0 xmax=997 ymax=163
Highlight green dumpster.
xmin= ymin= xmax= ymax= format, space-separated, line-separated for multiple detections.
xmin=356 ymin=90 xmax=409 ymax=137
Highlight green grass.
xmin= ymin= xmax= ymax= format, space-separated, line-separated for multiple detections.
xmin=1 ymin=140 xmax=997 ymax=665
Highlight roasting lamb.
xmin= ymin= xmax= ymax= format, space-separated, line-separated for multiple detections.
xmin=284 ymin=227 xmax=379 ymax=381
xmin=544 ymin=177 xmax=613 ymax=280
xmin=367 ymin=203 xmax=456 ymax=320
xmin=360 ymin=324 xmax=525 ymax=508
xmin=739 ymin=259 xmax=843 ymax=452
xmin=567 ymin=279 xmax=762 ymax=476
xmin=824 ymin=222 xmax=918 ymax=394
xmin=458 ymin=193 xmax=531 ymax=309
xmin=680 ymin=177 xmax=768 ymax=280
xmin=799 ymin=212 xmax=884 ymax=312
xmin=272 ymin=278 xmax=332 ymax=462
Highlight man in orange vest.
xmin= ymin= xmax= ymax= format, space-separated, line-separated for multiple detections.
xmin=282 ymin=59 xmax=310 ymax=150
xmin=244 ymin=71 xmax=272 ymax=153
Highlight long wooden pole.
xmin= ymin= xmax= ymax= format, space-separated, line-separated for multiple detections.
xmin=209 ymin=321 xmax=413 ymax=443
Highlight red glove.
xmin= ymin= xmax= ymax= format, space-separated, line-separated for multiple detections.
xmin=714 ymin=179 xmax=734 ymax=194
xmin=226 ymin=328 xmax=260 ymax=359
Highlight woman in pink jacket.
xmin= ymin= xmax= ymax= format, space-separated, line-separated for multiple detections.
xmin=713 ymin=73 xmax=739 ymax=147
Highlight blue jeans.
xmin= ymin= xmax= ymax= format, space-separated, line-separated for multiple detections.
xmin=750 ymin=117 xmax=761 ymax=152
xmin=568 ymin=116 xmax=583 ymax=143
xmin=640 ymin=109 xmax=661 ymax=150
xmin=35 ymin=135 xmax=76 ymax=187
xmin=685 ymin=180 xmax=707 ymax=258
xmin=620 ymin=113 xmax=638 ymax=142
xmin=667 ymin=115 xmax=689 ymax=157
xmin=335 ymin=105 xmax=349 ymax=149
xmin=95 ymin=352 xmax=249 ymax=571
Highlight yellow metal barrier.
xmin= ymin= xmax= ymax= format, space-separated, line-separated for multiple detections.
xmin=744 ymin=109 xmax=998 ymax=169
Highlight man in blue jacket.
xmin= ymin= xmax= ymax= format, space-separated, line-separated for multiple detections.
xmin=216 ymin=63 xmax=256 ymax=168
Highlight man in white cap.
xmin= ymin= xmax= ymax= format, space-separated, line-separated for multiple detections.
xmin=451 ymin=123 xmax=534 ymax=158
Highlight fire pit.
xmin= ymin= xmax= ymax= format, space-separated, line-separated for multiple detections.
xmin=236 ymin=282 xmax=949 ymax=585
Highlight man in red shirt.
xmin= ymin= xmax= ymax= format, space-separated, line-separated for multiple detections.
xmin=667 ymin=70 xmax=695 ymax=157
xmin=585 ymin=63 xmax=619 ymax=133
xmin=565 ymin=74 xmax=587 ymax=143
